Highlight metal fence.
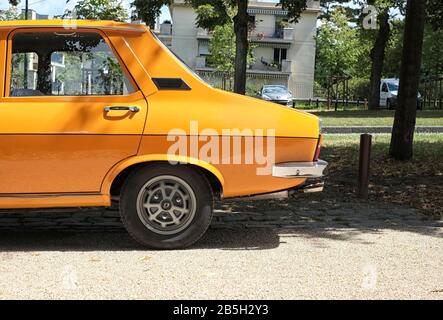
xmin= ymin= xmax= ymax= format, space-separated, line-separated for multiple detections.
xmin=420 ymin=75 xmax=443 ymax=110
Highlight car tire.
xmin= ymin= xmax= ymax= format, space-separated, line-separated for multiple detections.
xmin=120 ymin=163 xmax=213 ymax=249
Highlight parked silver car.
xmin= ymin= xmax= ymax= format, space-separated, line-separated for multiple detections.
xmin=258 ymin=85 xmax=293 ymax=107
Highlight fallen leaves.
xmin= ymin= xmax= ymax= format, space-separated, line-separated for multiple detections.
xmin=140 ymin=256 xmax=152 ymax=262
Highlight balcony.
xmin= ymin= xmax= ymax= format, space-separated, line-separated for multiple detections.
xmin=257 ymin=57 xmax=292 ymax=73
xmin=197 ymin=27 xmax=293 ymax=45
xmin=249 ymin=27 xmax=294 ymax=43
xmin=195 ymin=55 xmax=292 ymax=76
xmin=196 ymin=28 xmax=212 ymax=39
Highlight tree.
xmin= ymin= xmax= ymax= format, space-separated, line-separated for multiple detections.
xmin=382 ymin=19 xmax=404 ymax=77
xmin=132 ymin=0 xmax=311 ymax=95
xmin=131 ymin=0 xmax=169 ymax=28
xmin=65 ymin=0 xmax=129 ymax=21
xmin=207 ymin=22 xmax=255 ymax=91
xmin=0 ymin=5 xmax=20 ymax=20
xmin=352 ymin=0 xmax=406 ymax=110
xmin=426 ymin=0 xmax=443 ymax=31
xmin=389 ymin=0 xmax=426 ymax=160
xmin=315 ymin=6 xmax=361 ymax=86
xmin=366 ymin=1 xmax=391 ymax=110
xmin=421 ymin=24 xmax=443 ymax=75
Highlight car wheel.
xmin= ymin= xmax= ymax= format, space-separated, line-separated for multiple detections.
xmin=120 ymin=163 xmax=213 ymax=249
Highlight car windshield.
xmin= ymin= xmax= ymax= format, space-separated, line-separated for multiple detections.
xmin=387 ymin=82 xmax=399 ymax=91
xmin=263 ymin=86 xmax=288 ymax=94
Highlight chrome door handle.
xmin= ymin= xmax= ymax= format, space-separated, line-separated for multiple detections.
xmin=104 ymin=106 xmax=140 ymax=113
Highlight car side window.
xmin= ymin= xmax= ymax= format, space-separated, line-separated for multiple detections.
xmin=382 ymin=83 xmax=388 ymax=92
xmin=9 ymin=31 xmax=135 ymax=97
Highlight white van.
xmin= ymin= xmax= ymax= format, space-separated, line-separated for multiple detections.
xmin=380 ymin=78 xmax=422 ymax=109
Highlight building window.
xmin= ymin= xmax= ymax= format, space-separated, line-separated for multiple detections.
xmin=198 ymin=42 xmax=210 ymax=56
xmin=275 ymin=17 xmax=288 ymax=38
xmin=248 ymin=14 xmax=256 ymax=26
xmin=273 ymin=48 xmax=287 ymax=64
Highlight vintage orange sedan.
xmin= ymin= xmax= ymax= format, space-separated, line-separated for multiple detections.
xmin=0 ymin=20 xmax=327 ymax=249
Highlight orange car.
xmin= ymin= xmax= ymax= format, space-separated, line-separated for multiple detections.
xmin=0 ymin=20 xmax=327 ymax=249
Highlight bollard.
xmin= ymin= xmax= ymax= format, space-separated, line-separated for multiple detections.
xmin=358 ymin=134 xmax=372 ymax=199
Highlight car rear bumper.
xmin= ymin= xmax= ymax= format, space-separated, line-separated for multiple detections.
xmin=272 ymin=160 xmax=328 ymax=194
xmin=272 ymin=160 xmax=328 ymax=179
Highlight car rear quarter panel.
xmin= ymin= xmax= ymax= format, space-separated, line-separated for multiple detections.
xmin=120 ymin=30 xmax=320 ymax=197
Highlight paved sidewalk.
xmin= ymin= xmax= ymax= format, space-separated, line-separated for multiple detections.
xmin=0 ymin=200 xmax=441 ymax=299
xmin=0 ymin=200 xmax=440 ymax=232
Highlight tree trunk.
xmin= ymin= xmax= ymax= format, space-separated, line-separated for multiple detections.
xmin=368 ymin=10 xmax=390 ymax=110
xmin=389 ymin=0 xmax=426 ymax=160
xmin=233 ymin=0 xmax=248 ymax=95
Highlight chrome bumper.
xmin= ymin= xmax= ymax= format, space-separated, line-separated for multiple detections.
xmin=272 ymin=160 xmax=328 ymax=179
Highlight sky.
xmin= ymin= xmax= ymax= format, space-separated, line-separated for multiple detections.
xmin=0 ymin=0 xmax=172 ymax=21
xmin=0 ymin=0 xmax=274 ymax=22
xmin=3 ymin=0 xmax=391 ymax=24
xmin=1 ymin=0 xmax=282 ymax=22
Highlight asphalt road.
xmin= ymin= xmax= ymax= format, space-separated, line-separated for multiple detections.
xmin=0 ymin=201 xmax=441 ymax=300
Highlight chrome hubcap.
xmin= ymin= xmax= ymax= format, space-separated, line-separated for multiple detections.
xmin=136 ymin=175 xmax=196 ymax=235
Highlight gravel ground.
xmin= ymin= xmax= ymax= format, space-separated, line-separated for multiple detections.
xmin=0 ymin=200 xmax=442 ymax=300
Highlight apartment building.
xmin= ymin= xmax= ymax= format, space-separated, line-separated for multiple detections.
xmin=157 ymin=0 xmax=320 ymax=98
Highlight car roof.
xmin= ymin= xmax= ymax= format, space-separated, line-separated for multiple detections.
xmin=0 ymin=20 xmax=148 ymax=33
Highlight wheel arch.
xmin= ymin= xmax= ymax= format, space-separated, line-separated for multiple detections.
xmin=102 ymin=155 xmax=225 ymax=199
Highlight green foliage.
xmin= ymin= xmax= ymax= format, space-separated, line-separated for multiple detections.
xmin=131 ymin=0 xmax=171 ymax=28
xmin=10 ymin=53 xmax=26 ymax=90
xmin=0 ymin=5 xmax=21 ymax=20
xmin=280 ymin=0 xmax=308 ymax=23
xmin=383 ymin=19 xmax=443 ymax=77
xmin=383 ymin=19 xmax=403 ymax=77
xmin=207 ymin=23 xmax=255 ymax=74
xmin=347 ymin=77 xmax=371 ymax=100
xmin=187 ymin=0 xmax=230 ymax=30
xmin=186 ymin=0 xmax=309 ymax=29
xmin=66 ymin=0 xmax=129 ymax=21
xmin=315 ymin=7 xmax=361 ymax=86
xmin=54 ymin=53 xmax=83 ymax=95
xmin=422 ymin=24 xmax=443 ymax=74
xmin=426 ymin=0 xmax=443 ymax=31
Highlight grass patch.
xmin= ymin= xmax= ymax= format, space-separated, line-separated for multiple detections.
xmin=320 ymin=133 xmax=443 ymax=215
xmin=306 ymin=110 xmax=443 ymax=127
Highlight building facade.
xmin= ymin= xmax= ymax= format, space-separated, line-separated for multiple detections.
xmin=157 ymin=0 xmax=320 ymax=98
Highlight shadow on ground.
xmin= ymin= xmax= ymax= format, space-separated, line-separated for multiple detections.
xmin=0 ymin=198 xmax=440 ymax=252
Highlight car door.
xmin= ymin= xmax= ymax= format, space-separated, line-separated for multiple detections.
xmin=0 ymin=28 xmax=148 ymax=194
xmin=380 ymin=82 xmax=389 ymax=107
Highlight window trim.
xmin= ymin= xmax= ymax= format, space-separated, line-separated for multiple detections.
xmin=4 ymin=27 xmax=140 ymax=99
